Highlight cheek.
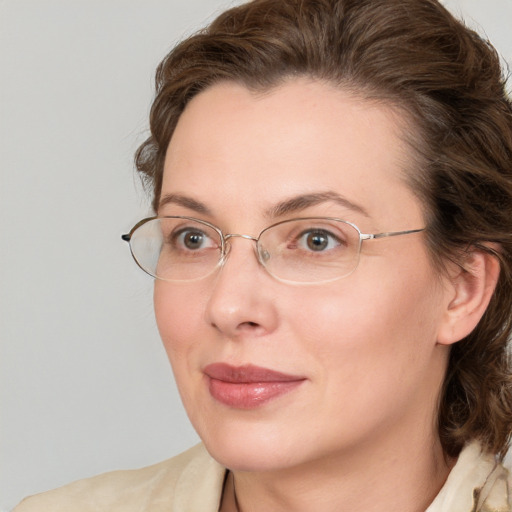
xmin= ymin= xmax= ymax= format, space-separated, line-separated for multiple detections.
xmin=153 ymin=282 xmax=207 ymax=365
xmin=292 ymin=260 xmax=445 ymax=385
xmin=290 ymin=282 xmax=443 ymax=444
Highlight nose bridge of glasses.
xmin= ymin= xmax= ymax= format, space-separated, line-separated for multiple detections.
xmin=224 ymin=233 xmax=259 ymax=242
xmin=221 ymin=233 xmax=266 ymax=266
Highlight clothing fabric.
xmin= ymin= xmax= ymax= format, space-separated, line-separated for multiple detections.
xmin=14 ymin=442 xmax=511 ymax=511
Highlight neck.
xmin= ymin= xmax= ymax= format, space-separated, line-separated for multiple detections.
xmin=221 ymin=433 xmax=454 ymax=512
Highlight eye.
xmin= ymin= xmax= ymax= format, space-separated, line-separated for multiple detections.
xmin=296 ymin=229 xmax=342 ymax=252
xmin=172 ymin=228 xmax=217 ymax=251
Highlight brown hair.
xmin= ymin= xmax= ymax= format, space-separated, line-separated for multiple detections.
xmin=135 ymin=0 xmax=512 ymax=459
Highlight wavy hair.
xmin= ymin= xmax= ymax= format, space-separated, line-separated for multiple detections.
xmin=135 ymin=0 xmax=512 ymax=459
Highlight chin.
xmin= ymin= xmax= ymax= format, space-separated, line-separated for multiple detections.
xmin=196 ymin=422 xmax=306 ymax=472
xmin=205 ymin=441 xmax=297 ymax=472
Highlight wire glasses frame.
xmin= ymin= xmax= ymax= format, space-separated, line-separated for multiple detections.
xmin=122 ymin=216 xmax=425 ymax=284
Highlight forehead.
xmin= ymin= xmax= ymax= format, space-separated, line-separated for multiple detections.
xmin=161 ymin=79 xmax=423 ymax=229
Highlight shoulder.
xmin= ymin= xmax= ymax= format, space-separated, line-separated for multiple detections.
xmin=13 ymin=444 xmax=226 ymax=512
xmin=427 ymin=441 xmax=512 ymax=512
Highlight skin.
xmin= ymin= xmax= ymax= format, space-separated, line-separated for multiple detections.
xmin=153 ymin=79 xmax=496 ymax=512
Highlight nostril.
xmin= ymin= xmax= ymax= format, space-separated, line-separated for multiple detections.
xmin=236 ymin=321 xmax=262 ymax=331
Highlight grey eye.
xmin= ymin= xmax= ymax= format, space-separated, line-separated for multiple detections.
xmin=173 ymin=228 xmax=216 ymax=251
xmin=297 ymin=229 xmax=342 ymax=252
xmin=305 ymin=231 xmax=329 ymax=251
xmin=182 ymin=231 xmax=205 ymax=249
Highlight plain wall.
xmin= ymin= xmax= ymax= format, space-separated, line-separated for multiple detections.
xmin=1 ymin=1 xmax=511 ymax=509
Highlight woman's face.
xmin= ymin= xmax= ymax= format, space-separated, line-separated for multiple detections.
xmin=154 ymin=79 xmax=453 ymax=472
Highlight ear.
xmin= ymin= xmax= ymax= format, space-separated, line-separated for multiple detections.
xmin=437 ymin=248 xmax=500 ymax=346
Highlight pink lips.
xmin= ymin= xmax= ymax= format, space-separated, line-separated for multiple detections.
xmin=204 ymin=363 xmax=306 ymax=409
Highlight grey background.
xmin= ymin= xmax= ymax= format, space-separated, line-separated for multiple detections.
xmin=1 ymin=0 xmax=511 ymax=509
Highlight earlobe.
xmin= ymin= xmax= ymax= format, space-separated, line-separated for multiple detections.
xmin=437 ymin=248 xmax=500 ymax=346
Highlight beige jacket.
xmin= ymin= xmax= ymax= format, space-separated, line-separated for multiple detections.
xmin=14 ymin=442 xmax=511 ymax=511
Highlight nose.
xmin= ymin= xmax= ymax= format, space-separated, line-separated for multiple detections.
xmin=205 ymin=236 xmax=279 ymax=338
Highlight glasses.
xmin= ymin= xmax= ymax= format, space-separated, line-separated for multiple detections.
xmin=122 ymin=216 xmax=425 ymax=284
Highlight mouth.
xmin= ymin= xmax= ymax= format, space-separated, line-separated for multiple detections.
xmin=203 ymin=363 xmax=306 ymax=409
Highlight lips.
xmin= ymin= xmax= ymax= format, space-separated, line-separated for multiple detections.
xmin=203 ymin=363 xmax=306 ymax=409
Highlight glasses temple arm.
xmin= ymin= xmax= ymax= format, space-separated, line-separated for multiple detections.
xmin=361 ymin=228 xmax=425 ymax=240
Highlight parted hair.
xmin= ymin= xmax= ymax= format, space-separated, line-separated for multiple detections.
xmin=135 ymin=0 xmax=512 ymax=459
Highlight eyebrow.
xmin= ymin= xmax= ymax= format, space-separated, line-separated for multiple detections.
xmin=266 ymin=191 xmax=370 ymax=218
xmin=158 ymin=190 xmax=369 ymax=218
xmin=158 ymin=193 xmax=213 ymax=215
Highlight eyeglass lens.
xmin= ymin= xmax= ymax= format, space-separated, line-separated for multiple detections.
xmin=128 ymin=217 xmax=362 ymax=283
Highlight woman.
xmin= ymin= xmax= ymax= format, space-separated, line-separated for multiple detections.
xmin=15 ymin=0 xmax=512 ymax=510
